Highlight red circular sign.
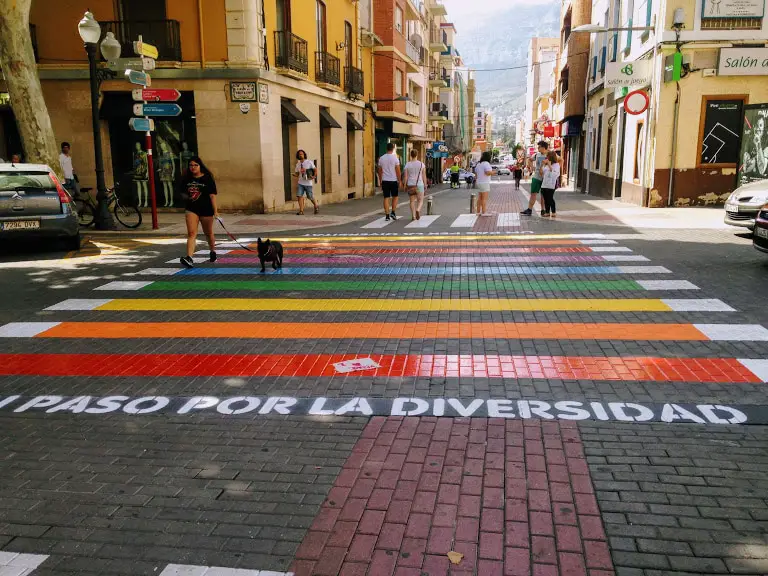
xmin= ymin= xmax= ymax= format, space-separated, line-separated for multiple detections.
xmin=625 ymin=89 xmax=650 ymax=115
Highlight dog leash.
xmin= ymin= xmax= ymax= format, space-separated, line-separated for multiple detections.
xmin=216 ymin=217 xmax=257 ymax=252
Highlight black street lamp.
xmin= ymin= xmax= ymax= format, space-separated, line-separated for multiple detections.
xmin=78 ymin=12 xmax=120 ymax=230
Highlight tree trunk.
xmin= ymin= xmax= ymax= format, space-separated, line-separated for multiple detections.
xmin=0 ymin=0 xmax=60 ymax=173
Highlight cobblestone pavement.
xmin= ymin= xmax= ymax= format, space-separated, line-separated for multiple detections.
xmin=0 ymin=178 xmax=767 ymax=575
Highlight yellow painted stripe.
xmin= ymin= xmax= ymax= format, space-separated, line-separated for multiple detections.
xmin=97 ymin=298 xmax=673 ymax=312
xmin=274 ymin=234 xmax=601 ymax=242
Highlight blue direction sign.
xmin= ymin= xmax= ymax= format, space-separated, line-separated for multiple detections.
xmin=125 ymin=69 xmax=150 ymax=87
xmin=128 ymin=118 xmax=155 ymax=132
xmin=132 ymin=103 xmax=183 ymax=117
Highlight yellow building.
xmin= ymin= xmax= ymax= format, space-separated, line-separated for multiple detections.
xmin=20 ymin=0 xmax=368 ymax=212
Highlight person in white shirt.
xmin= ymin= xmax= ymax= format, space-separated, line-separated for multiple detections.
xmin=59 ymin=142 xmax=78 ymax=196
xmin=377 ymin=142 xmax=401 ymax=221
xmin=402 ymin=149 xmax=427 ymax=221
xmin=540 ymin=151 xmax=561 ymax=217
xmin=474 ymin=151 xmax=494 ymax=216
xmin=293 ymin=149 xmax=319 ymax=215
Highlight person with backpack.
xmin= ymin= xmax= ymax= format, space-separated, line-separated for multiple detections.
xmin=540 ymin=151 xmax=561 ymax=218
xmin=294 ymin=149 xmax=319 ymax=215
xmin=403 ymin=149 xmax=427 ymax=220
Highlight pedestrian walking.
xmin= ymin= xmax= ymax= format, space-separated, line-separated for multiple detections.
xmin=378 ymin=142 xmax=401 ymax=221
xmin=513 ymin=164 xmax=522 ymax=190
xmin=475 ymin=151 xmax=494 ymax=216
xmin=58 ymin=142 xmax=79 ymax=196
xmin=521 ymin=141 xmax=548 ymax=216
xmin=403 ymin=149 xmax=426 ymax=221
xmin=449 ymin=160 xmax=461 ymax=189
xmin=180 ymin=156 xmax=218 ymax=268
xmin=294 ymin=149 xmax=319 ymax=215
xmin=540 ymin=151 xmax=560 ymax=218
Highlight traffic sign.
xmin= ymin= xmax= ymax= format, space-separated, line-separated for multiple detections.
xmin=133 ymin=40 xmax=159 ymax=60
xmin=125 ymin=69 xmax=151 ymax=87
xmin=624 ymin=89 xmax=650 ymax=115
xmin=129 ymin=118 xmax=155 ymax=132
xmin=133 ymin=103 xmax=182 ymax=117
xmin=132 ymin=88 xmax=181 ymax=102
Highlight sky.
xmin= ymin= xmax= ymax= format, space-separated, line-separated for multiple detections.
xmin=439 ymin=0 xmax=554 ymax=41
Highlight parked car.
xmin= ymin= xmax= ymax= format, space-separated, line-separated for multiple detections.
xmin=497 ymin=167 xmax=512 ymax=176
xmin=753 ymin=203 xmax=768 ymax=253
xmin=0 ymin=163 xmax=80 ymax=250
xmin=724 ymin=180 xmax=768 ymax=231
xmin=443 ymin=168 xmax=472 ymax=182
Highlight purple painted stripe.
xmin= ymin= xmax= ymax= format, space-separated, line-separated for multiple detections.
xmin=217 ymin=255 xmax=621 ymax=264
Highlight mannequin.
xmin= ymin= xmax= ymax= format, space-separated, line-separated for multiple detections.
xmin=180 ymin=142 xmax=195 ymax=173
xmin=158 ymin=140 xmax=176 ymax=207
xmin=132 ymin=142 xmax=149 ymax=207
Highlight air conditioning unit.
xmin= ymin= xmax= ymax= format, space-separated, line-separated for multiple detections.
xmin=431 ymin=102 xmax=442 ymax=112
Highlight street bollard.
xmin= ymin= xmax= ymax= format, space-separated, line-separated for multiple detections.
xmin=426 ymin=196 xmax=434 ymax=215
xmin=470 ymin=193 xmax=477 ymax=214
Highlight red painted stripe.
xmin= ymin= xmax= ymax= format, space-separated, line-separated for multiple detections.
xmin=0 ymin=354 xmax=761 ymax=382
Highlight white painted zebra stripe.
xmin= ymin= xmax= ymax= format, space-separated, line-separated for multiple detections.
xmin=738 ymin=359 xmax=768 ymax=382
xmin=167 ymin=257 xmax=210 ymax=264
xmin=158 ymin=565 xmax=292 ymax=576
xmin=195 ymin=249 xmax=232 ymax=255
xmin=94 ymin=281 xmax=153 ymax=291
xmin=0 ymin=323 xmax=61 ymax=338
xmin=617 ymin=266 xmax=671 ymax=274
xmin=0 ymin=552 xmax=48 ymax=575
xmin=450 ymin=214 xmax=478 ymax=228
xmin=128 ymin=268 xmax=180 ymax=276
xmin=636 ymin=280 xmax=699 ymax=290
xmin=589 ymin=246 xmax=632 ymax=252
xmin=496 ymin=213 xmax=521 ymax=227
xmin=362 ymin=216 xmax=394 ymax=228
xmin=579 ymin=239 xmax=618 ymax=245
xmin=45 ymin=299 xmax=113 ymax=311
xmin=601 ymin=255 xmax=649 ymax=262
xmin=695 ymin=324 xmax=768 ymax=341
xmin=405 ymin=215 xmax=441 ymax=228
xmin=662 ymin=299 xmax=736 ymax=312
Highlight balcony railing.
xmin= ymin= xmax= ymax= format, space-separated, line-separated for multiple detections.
xmin=345 ymin=65 xmax=364 ymax=95
xmin=275 ymin=31 xmax=308 ymax=75
xmin=429 ymin=29 xmax=447 ymax=47
xmin=405 ymin=40 xmax=420 ymax=65
xmin=406 ymin=99 xmax=420 ymax=118
xmin=101 ymin=20 xmax=182 ymax=61
xmin=315 ymin=51 xmax=340 ymax=86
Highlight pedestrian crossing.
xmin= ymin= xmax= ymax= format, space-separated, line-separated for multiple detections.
xmin=363 ymin=212 xmax=521 ymax=229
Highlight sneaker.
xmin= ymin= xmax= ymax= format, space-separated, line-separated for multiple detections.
xmin=209 ymin=250 xmax=217 ymax=263
xmin=390 ymin=211 xmax=397 ymax=221
xmin=550 ymin=213 xmax=557 ymax=218
xmin=416 ymin=210 xmax=420 ymax=220
xmin=385 ymin=214 xmax=390 ymax=221
xmin=296 ymin=211 xmax=304 ymax=215
xmin=520 ymin=208 xmax=532 ymax=216
xmin=180 ymin=256 xmax=194 ymax=268
xmin=314 ymin=206 xmax=319 ymax=214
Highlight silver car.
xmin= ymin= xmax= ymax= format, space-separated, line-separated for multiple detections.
xmin=724 ymin=179 xmax=768 ymax=231
xmin=0 ymin=163 xmax=80 ymax=250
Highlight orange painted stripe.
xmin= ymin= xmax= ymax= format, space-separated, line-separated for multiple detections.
xmin=39 ymin=322 xmax=709 ymax=341
xmin=229 ymin=246 xmax=595 ymax=255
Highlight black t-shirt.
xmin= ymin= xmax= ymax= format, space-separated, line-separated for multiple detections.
xmin=184 ymin=173 xmax=217 ymax=214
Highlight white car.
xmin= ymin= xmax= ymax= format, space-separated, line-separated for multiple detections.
xmin=724 ymin=180 xmax=768 ymax=230
xmin=497 ymin=167 xmax=512 ymax=176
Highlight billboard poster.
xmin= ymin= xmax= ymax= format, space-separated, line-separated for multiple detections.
xmin=738 ymin=103 xmax=768 ymax=187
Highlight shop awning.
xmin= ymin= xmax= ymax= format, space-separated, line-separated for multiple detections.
xmin=347 ymin=113 xmax=364 ymax=131
xmin=319 ymin=108 xmax=342 ymax=129
xmin=281 ymin=100 xmax=310 ymax=123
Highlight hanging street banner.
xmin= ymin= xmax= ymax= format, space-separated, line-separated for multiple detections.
xmin=702 ymin=0 xmax=764 ymax=18
xmin=132 ymin=89 xmax=181 ymax=102
xmin=605 ymin=60 xmax=652 ymax=88
xmin=128 ymin=118 xmax=155 ymax=132
xmin=737 ymin=103 xmax=768 ymax=187
xmin=132 ymin=103 xmax=182 ymax=117
xmin=133 ymin=39 xmax=159 ymax=60
xmin=125 ymin=69 xmax=151 ymax=87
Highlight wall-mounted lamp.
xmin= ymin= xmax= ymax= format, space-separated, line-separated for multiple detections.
xmin=672 ymin=8 xmax=685 ymax=30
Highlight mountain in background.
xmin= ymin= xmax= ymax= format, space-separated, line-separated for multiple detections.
xmin=455 ymin=1 xmax=561 ymax=138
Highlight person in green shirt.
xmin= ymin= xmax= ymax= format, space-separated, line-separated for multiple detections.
xmin=450 ymin=161 xmax=461 ymax=189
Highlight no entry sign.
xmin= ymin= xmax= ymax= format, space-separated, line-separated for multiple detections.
xmin=625 ymin=89 xmax=650 ymax=115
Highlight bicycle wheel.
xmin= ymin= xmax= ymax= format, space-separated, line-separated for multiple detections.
xmin=74 ymin=199 xmax=95 ymax=227
xmin=113 ymin=202 xmax=142 ymax=229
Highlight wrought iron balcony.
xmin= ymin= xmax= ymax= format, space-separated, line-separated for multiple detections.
xmin=275 ymin=31 xmax=308 ymax=76
xmin=101 ymin=20 xmax=182 ymax=61
xmin=345 ymin=65 xmax=364 ymax=96
xmin=315 ymin=51 xmax=340 ymax=87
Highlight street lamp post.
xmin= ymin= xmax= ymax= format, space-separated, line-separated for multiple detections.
xmin=78 ymin=12 xmax=121 ymax=230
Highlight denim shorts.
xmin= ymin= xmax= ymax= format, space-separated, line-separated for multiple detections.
xmin=298 ymin=184 xmax=314 ymax=198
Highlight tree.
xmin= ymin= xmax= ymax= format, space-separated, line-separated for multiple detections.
xmin=0 ymin=0 xmax=60 ymax=171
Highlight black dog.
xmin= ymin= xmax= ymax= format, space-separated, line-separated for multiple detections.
xmin=257 ymin=238 xmax=283 ymax=272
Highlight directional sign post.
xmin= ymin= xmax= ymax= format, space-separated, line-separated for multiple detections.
xmin=133 ymin=39 xmax=159 ymax=60
xmin=132 ymin=88 xmax=181 ymax=102
xmin=125 ymin=69 xmax=150 ymax=87
xmin=133 ymin=103 xmax=182 ymax=117
xmin=128 ymin=118 xmax=155 ymax=132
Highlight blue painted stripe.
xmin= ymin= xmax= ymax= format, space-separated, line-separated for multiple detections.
xmin=177 ymin=266 xmax=634 ymax=276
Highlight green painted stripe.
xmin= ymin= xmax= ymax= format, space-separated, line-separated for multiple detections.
xmin=143 ymin=279 xmax=643 ymax=292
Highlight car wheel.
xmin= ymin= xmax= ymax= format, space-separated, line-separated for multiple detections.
xmin=64 ymin=233 xmax=81 ymax=252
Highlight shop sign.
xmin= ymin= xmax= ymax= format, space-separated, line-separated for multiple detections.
xmin=605 ymin=60 xmax=652 ymax=88
xmin=702 ymin=0 xmax=764 ymax=19
xmin=258 ymin=82 xmax=269 ymax=104
xmin=718 ymin=47 xmax=768 ymax=76
xmin=230 ymin=82 xmax=258 ymax=102
xmin=737 ymin=103 xmax=768 ymax=187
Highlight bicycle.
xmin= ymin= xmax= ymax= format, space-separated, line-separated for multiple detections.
xmin=74 ymin=183 xmax=142 ymax=229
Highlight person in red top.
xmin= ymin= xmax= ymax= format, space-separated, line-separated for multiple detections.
xmin=180 ymin=156 xmax=218 ymax=268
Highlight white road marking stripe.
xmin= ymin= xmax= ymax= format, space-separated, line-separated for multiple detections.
xmin=195 ymin=249 xmax=232 ymax=255
xmin=158 ymin=565 xmax=291 ymax=575
xmin=0 ymin=323 xmax=61 ymax=338
xmin=600 ymin=255 xmax=649 ymax=262
xmin=166 ymin=257 xmax=209 ymax=264
xmin=405 ymin=215 xmax=441 ymax=228
xmin=589 ymin=246 xmax=632 ymax=252
xmin=450 ymin=214 xmax=479 ymax=228
xmin=662 ymin=299 xmax=735 ymax=312
xmin=636 ymin=280 xmax=699 ymax=290
xmin=45 ymin=299 xmax=113 ymax=311
xmin=0 ymin=552 xmax=48 ymax=575
xmin=131 ymin=268 xmax=182 ymax=276
xmin=362 ymin=216 xmax=394 ymax=228
xmin=496 ymin=213 xmax=521 ymax=227
xmin=617 ymin=266 xmax=671 ymax=274
xmin=695 ymin=324 xmax=768 ymax=341
xmin=94 ymin=281 xmax=153 ymax=291
xmin=579 ymin=239 xmax=618 ymax=245
xmin=738 ymin=359 xmax=768 ymax=382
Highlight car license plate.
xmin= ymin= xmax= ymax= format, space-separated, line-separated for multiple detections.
xmin=726 ymin=203 xmax=739 ymax=212
xmin=756 ymin=227 xmax=768 ymax=239
xmin=1 ymin=220 xmax=40 ymax=231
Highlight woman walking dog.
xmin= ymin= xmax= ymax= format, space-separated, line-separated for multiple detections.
xmin=180 ymin=156 xmax=218 ymax=268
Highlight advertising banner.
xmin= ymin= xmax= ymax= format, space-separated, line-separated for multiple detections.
xmin=605 ymin=60 xmax=652 ymax=88
xmin=738 ymin=103 xmax=768 ymax=187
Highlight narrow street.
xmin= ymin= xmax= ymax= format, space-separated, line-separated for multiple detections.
xmin=1 ymin=179 xmax=767 ymax=575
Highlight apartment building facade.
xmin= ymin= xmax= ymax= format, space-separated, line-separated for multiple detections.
xmin=524 ymin=37 xmax=560 ymax=144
